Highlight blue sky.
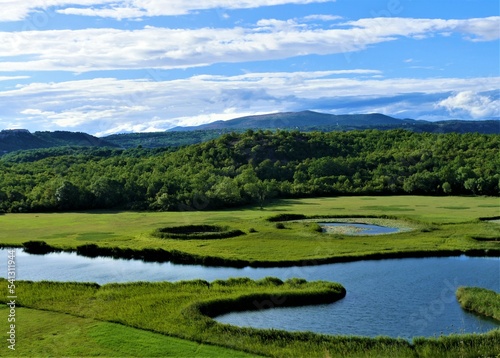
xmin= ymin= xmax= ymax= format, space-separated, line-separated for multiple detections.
xmin=0 ymin=0 xmax=498 ymax=135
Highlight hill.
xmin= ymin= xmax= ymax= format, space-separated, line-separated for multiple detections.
xmin=103 ymin=111 xmax=499 ymax=149
xmin=2 ymin=112 xmax=498 ymax=152
xmin=167 ymin=110 xmax=500 ymax=134
xmin=0 ymin=130 xmax=498 ymax=213
xmin=0 ymin=129 xmax=117 ymax=154
xmin=167 ymin=111 xmax=407 ymax=131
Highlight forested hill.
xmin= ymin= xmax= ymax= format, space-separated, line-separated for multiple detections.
xmin=0 ymin=129 xmax=117 ymax=153
xmin=1 ymin=112 xmax=498 ymax=152
xmin=168 ymin=111 xmax=404 ymax=131
xmin=168 ymin=110 xmax=500 ymax=134
xmin=0 ymin=130 xmax=498 ymax=213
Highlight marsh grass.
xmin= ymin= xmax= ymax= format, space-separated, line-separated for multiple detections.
xmin=456 ymin=287 xmax=500 ymax=321
xmin=0 ymin=196 xmax=499 ymax=356
xmin=2 ymin=279 xmax=498 ymax=357
xmin=153 ymin=224 xmax=245 ymax=240
xmin=0 ymin=278 xmax=358 ymax=358
xmin=0 ymin=307 xmax=258 ymax=357
xmin=0 ymin=197 xmax=498 ymax=266
xmin=413 ymin=330 xmax=500 ymax=358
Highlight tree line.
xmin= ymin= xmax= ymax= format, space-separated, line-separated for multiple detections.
xmin=0 ymin=129 xmax=498 ymax=213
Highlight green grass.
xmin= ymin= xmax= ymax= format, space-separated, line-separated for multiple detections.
xmin=0 ymin=196 xmax=498 ymax=356
xmin=0 ymin=196 xmax=498 ymax=265
xmin=0 ymin=307 xmax=258 ymax=357
xmin=0 ymin=278 xmax=362 ymax=358
xmin=413 ymin=330 xmax=500 ymax=358
xmin=1 ymin=279 xmax=498 ymax=358
xmin=456 ymin=287 xmax=500 ymax=321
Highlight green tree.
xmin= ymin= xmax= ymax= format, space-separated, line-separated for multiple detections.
xmin=90 ymin=177 xmax=123 ymax=209
xmin=55 ymin=181 xmax=80 ymax=210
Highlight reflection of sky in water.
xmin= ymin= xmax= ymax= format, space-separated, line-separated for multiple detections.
xmin=0 ymin=249 xmax=498 ymax=338
xmin=320 ymin=222 xmax=401 ymax=235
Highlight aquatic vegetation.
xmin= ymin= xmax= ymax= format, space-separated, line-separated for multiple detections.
xmin=456 ymin=287 xmax=500 ymax=321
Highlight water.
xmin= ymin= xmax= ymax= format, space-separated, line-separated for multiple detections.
xmin=0 ymin=249 xmax=498 ymax=339
xmin=319 ymin=222 xmax=401 ymax=235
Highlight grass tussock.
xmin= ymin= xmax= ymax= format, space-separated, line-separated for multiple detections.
xmin=153 ymin=224 xmax=245 ymax=240
xmin=456 ymin=287 xmax=500 ymax=321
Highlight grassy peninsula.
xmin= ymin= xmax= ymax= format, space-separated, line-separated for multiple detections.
xmin=1 ymin=278 xmax=498 ymax=357
xmin=456 ymin=287 xmax=500 ymax=321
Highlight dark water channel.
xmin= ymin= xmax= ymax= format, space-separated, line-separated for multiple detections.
xmin=0 ymin=249 xmax=498 ymax=339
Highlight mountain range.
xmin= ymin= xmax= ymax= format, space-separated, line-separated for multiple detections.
xmin=1 ymin=111 xmax=498 ymax=153
xmin=0 ymin=129 xmax=117 ymax=153
xmin=168 ymin=111 xmax=499 ymax=133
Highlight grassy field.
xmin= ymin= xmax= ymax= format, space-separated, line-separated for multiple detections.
xmin=0 ymin=278 xmax=355 ymax=358
xmin=0 ymin=196 xmax=498 ymax=265
xmin=0 ymin=196 xmax=498 ymax=357
xmin=0 ymin=306 xmax=259 ymax=357
xmin=456 ymin=287 xmax=500 ymax=321
xmin=1 ymin=279 xmax=498 ymax=358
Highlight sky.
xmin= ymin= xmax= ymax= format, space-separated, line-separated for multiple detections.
xmin=0 ymin=0 xmax=498 ymax=136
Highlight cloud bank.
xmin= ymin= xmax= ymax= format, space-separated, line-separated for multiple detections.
xmin=1 ymin=72 xmax=498 ymax=135
xmin=0 ymin=0 xmax=336 ymax=22
xmin=1 ymin=16 xmax=498 ymax=73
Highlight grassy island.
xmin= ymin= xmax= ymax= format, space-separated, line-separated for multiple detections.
xmin=456 ymin=287 xmax=500 ymax=321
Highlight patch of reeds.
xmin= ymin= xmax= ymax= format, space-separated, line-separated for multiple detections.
xmin=153 ymin=224 xmax=245 ymax=240
xmin=2 ymin=277 xmax=498 ymax=358
xmin=456 ymin=286 xmax=500 ymax=321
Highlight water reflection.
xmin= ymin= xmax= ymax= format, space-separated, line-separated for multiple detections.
xmin=319 ymin=222 xmax=401 ymax=235
xmin=0 ymin=249 xmax=497 ymax=338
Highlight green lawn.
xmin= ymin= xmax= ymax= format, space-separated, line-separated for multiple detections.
xmin=1 ymin=279 xmax=354 ymax=358
xmin=0 ymin=196 xmax=498 ymax=264
xmin=0 ymin=306 xmax=260 ymax=357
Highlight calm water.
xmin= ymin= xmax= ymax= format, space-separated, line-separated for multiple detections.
xmin=320 ymin=222 xmax=401 ymax=235
xmin=0 ymin=249 xmax=498 ymax=339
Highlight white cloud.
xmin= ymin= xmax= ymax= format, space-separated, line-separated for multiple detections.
xmin=437 ymin=91 xmax=500 ymax=118
xmin=0 ymin=73 xmax=497 ymax=135
xmin=0 ymin=75 xmax=30 ymax=81
xmin=303 ymin=14 xmax=342 ymax=22
xmin=1 ymin=16 xmax=498 ymax=73
xmin=345 ymin=16 xmax=500 ymax=42
xmin=0 ymin=0 xmax=335 ymax=21
xmin=0 ymin=0 xmax=112 ymax=22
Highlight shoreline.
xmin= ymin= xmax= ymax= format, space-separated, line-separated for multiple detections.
xmin=1 ymin=242 xmax=498 ymax=269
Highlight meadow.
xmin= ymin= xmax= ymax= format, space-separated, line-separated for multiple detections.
xmin=0 ymin=195 xmax=498 ymax=357
xmin=0 ymin=196 xmax=498 ymax=265
xmin=0 ymin=306 xmax=258 ymax=357
xmin=1 ymin=278 xmax=498 ymax=358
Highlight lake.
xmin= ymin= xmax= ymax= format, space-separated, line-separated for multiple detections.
xmin=0 ymin=249 xmax=498 ymax=339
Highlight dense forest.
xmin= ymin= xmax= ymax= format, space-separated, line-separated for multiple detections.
xmin=0 ymin=129 xmax=498 ymax=213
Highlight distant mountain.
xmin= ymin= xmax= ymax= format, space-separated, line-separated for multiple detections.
xmin=167 ymin=110 xmax=499 ymax=134
xmin=168 ymin=111 xmax=407 ymax=131
xmin=2 ymin=111 xmax=498 ymax=153
xmin=0 ymin=129 xmax=117 ymax=154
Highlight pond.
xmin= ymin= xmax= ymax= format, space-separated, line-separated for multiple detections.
xmin=0 ymin=249 xmax=498 ymax=339
xmin=319 ymin=222 xmax=401 ymax=235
